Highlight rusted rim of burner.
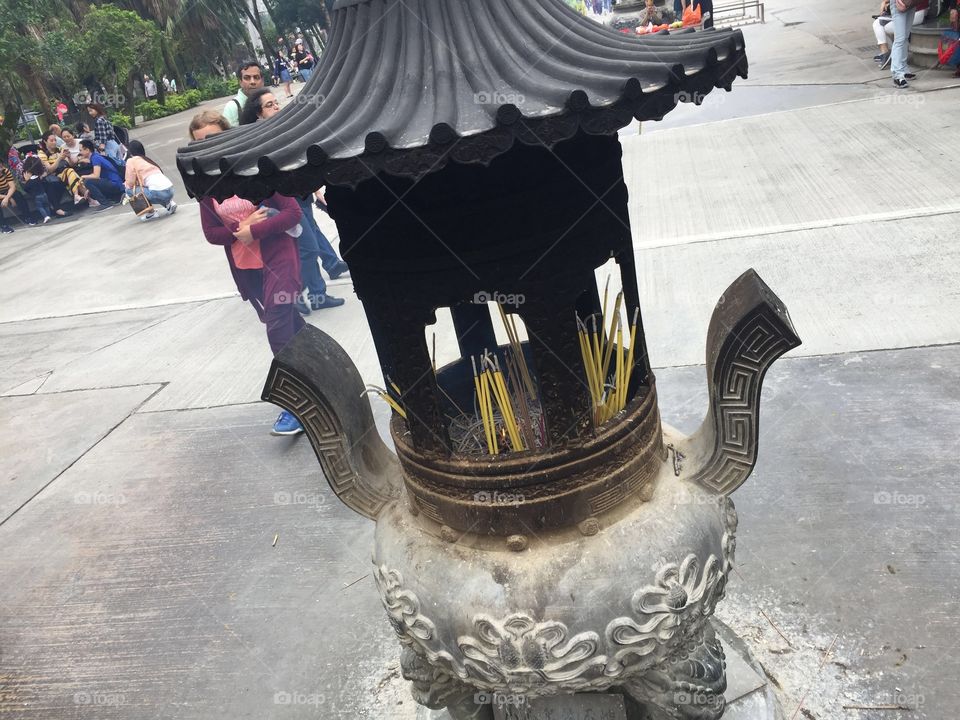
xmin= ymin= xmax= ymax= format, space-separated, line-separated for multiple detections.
xmin=392 ymin=376 xmax=660 ymax=490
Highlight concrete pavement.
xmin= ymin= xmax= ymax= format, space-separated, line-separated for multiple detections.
xmin=1 ymin=3 xmax=959 ymax=718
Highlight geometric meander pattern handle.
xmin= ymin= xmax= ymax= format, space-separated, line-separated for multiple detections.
xmin=688 ymin=269 xmax=802 ymax=495
xmin=262 ymin=325 xmax=402 ymax=521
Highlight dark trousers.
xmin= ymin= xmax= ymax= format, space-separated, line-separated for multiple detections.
xmin=84 ymin=177 xmax=124 ymax=202
xmin=701 ymin=0 xmax=713 ymax=27
xmin=295 ymin=197 xmax=327 ymax=300
xmin=42 ymin=176 xmax=66 ymax=208
xmin=246 ymin=266 xmax=305 ymax=356
xmin=302 ymin=200 xmax=341 ymax=272
xmin=1 ymin=190 xmax=38 ymax=225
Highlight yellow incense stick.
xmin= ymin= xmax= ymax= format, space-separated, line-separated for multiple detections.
xmin=624 ymin=307 xmax=639 ymax=404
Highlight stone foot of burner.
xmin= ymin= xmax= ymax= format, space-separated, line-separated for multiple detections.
xmin=623 ymin=622 xmax=727 ymax=720
xmin=399 ymin=646 xmax=494 ymax=720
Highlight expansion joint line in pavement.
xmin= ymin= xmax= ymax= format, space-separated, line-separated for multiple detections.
xmin=0 ymin=382 xmax=167 ymax=528
xmin=638 ymin=203 xmax=960 ymax=252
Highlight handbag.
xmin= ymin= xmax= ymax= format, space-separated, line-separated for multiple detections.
xmin=128 ymin=184 xmax=154 ymax=217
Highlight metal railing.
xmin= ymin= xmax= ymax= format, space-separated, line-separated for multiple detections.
xmin=710 ymin=0 xmax=765 ymax=28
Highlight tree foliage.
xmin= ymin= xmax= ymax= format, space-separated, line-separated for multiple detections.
xmin=81 ymin=4 xmax=161 ymax=92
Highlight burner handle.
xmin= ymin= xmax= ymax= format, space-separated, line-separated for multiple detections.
xmin=682 ymin=269 xmax=801 ymax=495
xmin=262 ymin=325 xmax=403 ymax=520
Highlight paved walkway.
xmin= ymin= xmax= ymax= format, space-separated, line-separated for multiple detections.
xmin=1 ymin=3 xmax=958 ymax=718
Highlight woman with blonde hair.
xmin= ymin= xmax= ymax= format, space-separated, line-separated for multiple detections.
xmin=188 ymin=110 xmax=307 ymax=435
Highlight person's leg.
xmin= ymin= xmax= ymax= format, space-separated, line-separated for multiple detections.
xmin=700 ymin=0 xmax=713 ymax=27
xmin=58 ymin=168 xmax=84 ymax=198
xmin=262 ymin=263 xmax=306 ymax=355
xmin=143 ymin=187 xmax=175 ymax=208
xmin=43 ymin=175 xmax=66 ymax=207
xmin=104 ymin=140 xmax=124 ymax=165
xmin=301 ymin=201 xmax=343 ymax=273
xmin=300 ymin=67 xmax=312 ymax=83
xmin=32 ymin=191 xmax=53 ymax=220
xmin=890 ymin=4 xmax=914 ymax=80
xmin=84 ymin=178 xmax=120 ymax=205
xmin=874 ymin=18 xmax=891 ymax=51
xmin=295 ymin=198 xmax=326 ymax=304
xmin=6 ymin=191 xmax=38 ymax=224
xmin=83 ymin=179 xmax=110 ymax=205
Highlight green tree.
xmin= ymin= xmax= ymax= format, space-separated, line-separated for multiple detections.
xmin=80 ymin=5 xmax=162 ymax=121
xmin=0 ymin=0 xmax=67 ymax=138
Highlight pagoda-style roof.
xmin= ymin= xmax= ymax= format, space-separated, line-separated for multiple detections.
xmin=177 ymin=0 xmax=747 ymax=198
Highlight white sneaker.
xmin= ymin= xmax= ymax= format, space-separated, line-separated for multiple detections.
xmin=74 ymin=194 xmax=83 ymax=205
xmin=42 ymin=216 xmax=51 ymax=224
xmin=165 ymin=201 xmax=177 ymax=215
xmin=88 ymin=199 xmax=101 ymax=208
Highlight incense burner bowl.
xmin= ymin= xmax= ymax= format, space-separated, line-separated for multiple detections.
xmin=373 ymin=439 xmax=736 ymax=720
xmin=263 ymin=269 xmax=799 ymax=720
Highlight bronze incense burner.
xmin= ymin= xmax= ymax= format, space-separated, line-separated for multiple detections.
xmin=178 ymin=1 xmax=798 ymax=717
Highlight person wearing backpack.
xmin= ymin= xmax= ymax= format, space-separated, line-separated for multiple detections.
xmin=222 ymin=60 xmax=264 ymax=127
xmin=890 ymin=0 xmax=929 ymax=87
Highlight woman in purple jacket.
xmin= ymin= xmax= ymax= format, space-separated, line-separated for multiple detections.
xmin=189 ymin=110 xmax=306 ymax=436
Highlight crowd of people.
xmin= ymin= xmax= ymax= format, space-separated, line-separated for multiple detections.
xmin=1 ymin=103 xmax=178 ymax=233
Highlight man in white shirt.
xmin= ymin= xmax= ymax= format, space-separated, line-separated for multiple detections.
xmin=144 ymin=75 xmax=158 ymax=99
xmin=222 ymin=61 xmax=265 ymax=127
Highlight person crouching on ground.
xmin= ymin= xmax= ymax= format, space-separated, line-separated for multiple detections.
xmin=124 ymin=140 xmax=177 ymax=220
xmin=238 ymin=88 xmax=347 ymax=314
xmin=77 ymin=140 xmax=124 ymax=207
xmin=188 ymin=109 xmax=306 ymax=436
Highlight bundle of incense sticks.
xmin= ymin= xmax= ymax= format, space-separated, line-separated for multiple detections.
xmin=363 ymin=378 xmax=407 ymax=418
xmin=578 ymin=291 xmax=640 ymax=427
xmin=497 ymin=305 xmax=539 ymax=450
xmin=472 ymin=351 xmax=528 ymax=455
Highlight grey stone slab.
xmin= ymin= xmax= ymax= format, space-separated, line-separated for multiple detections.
xmin=0 ymin=402 xmax=400 ymax=720
xmin=31 ymin=294 xmax=380 ymax=414
xmin=0 ymin=204 xmax=236 ymax=324
xmin=624 ymin=90 xmax=960 ymax=248
xmin=0 ymin=304 xmax=194 ymax=396
xmin=0 ymin=385 xmax=159 ymax=523
xmin=627 ymin=213 xmax=960 ymax=368
xmin=657 ymin=344 xmax=960 ymax=719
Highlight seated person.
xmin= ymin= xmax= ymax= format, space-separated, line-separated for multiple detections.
xmin=77 ymin=122 xmax=96 ymax=143
xmin=639 ymin=0 xmax=665 ymax=25
xmin=77 ymin=139 xmax=124 ymax=206
xmin=873 ymin=0 xmax=926 ymax=68
xmin=37 ymin=129 xmax=88 ymax=205
xmin=0 ymin=162 xmax=39 ymax=231
xmin=60 ymin=128 xmax=84 ymax=165
xmin=21 ymin=157 xmax=70 ymax=223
